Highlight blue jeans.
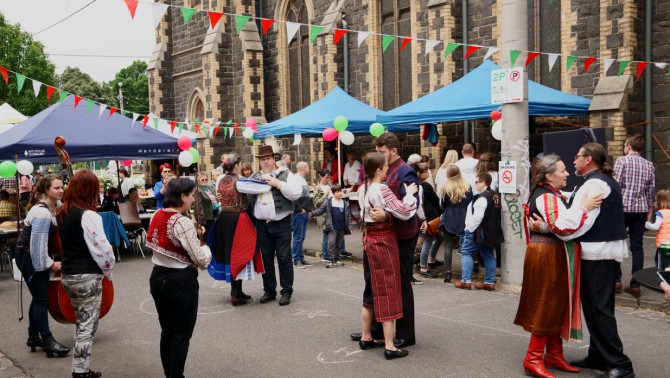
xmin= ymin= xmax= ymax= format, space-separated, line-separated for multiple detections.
xmin=460 ymin=230 xmax=497 ymax=284
xmin=321 ymin=231 xmax=345 ymax=259
xmin=15 ymin=252 xmax=52 ymax=338
xmin=291 ymin=212 xmax=308 ymax=263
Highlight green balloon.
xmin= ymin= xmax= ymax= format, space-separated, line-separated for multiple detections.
xmin=370 ymin=122 xmax=385 ymax=137
xmin=0 ymin=161 xmax=17 ymax=179
xmin=334 ymin=115 xmax=348 ymax=132
xmin=189 ymin=148 xmax=200 ymax=163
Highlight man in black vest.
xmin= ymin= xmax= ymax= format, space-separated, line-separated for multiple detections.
xmin=570 ymin=143 xmax=634 ymax=378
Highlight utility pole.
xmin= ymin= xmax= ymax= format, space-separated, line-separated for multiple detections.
xmin=500 ymin=0 xmax=530 ymax=286
xmin=118 ymin=82 xmax=124 ymax=112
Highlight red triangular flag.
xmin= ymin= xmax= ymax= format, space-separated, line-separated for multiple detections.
xmin=261 ymin=19 xmax=276 ymax=35
xmin=124 ymin=0 xmax=139 ymax=19
xmin=141 ymin=115 xmax=149 ymax=128
xmin=170 ymin=120 xmax=177 ymax=133
xmin=525 ymin=51 xmax=541 ymax=68
xmin=234 ymin=122 xmax=241 ymax=135
xmin=194 ymin=123 xmax=201 ymax=134
xmin=46 ymin=86 xmax=56 ymax=100
xmin=208 ymin=11 xmax=224 ymax=30
xmin=108 ymin=107 xmax=118 ymax=119
xmin=74 ymin=96 xmax=83 ymax=110
xmin=0 ymin=67 xmax=8 ymax=84
xmin=636 ymin=61 xmax=649 ymax=81
xmin=214 ymin=126 xmax=220 ymax=137
xmin=464 ymin=45 xmax=481 ymax=60
xmin=584 ymin=57 xmax=596 ymax=73
xmin=400 ymin=37 xmax=412 ymax=51
xmin=333 ymin=28 xmax=349 ymax=45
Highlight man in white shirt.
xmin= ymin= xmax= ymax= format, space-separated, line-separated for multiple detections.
xmin=456 ymin=143 xmax=479 ymax=190
xmin=342 ymin=152 xmax=361 ymax=188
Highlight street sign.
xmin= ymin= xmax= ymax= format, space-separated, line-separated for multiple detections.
xmin=498 ymin=160 xmax=517 ymax=193
xmin=491 ymin=68 xmax=524 ymax=104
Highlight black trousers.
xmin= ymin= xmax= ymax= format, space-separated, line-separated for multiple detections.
xmin=257 ymin=218 xmax=293 ymax=296
xmin=615 ymin=212 xmax=647 ymax=287
xmin=581 ymin=260 xmax=633 ymax=370
xmin=150 ymin=266 xmax=199 ymax=378
xmin=16 ymin=252 xmax=52 ymax=339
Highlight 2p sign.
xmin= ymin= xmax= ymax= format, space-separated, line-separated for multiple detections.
xmin=491 ymin=68 xmax=525 ymax=104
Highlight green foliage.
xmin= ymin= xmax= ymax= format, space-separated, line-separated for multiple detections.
xmin=0 ymin=13 xmax=57 ymax=115
xmin=59 ymin=67 xmax=115 ymax=105
xmin=108 ymin=60 xmax=149 ymax=114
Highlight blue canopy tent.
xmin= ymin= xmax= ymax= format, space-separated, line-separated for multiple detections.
xmin=0 ymin=96 xmax=182 ymax=163
xmin=377 ymin=60 xmax=591 ymax=126
xmin=257 ymin=86 xmax=415 ymax=138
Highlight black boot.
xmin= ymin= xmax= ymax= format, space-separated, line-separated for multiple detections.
xmin=26 ymin=328 xmax=43 ymax=352
xmin=42 ymin=335 xmax=70 ymax=358
xmin=72 ymin=370 xmax=102 ymax=377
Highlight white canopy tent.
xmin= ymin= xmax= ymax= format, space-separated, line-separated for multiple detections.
xmin=0 ymin=103 xmax=28 ymax=134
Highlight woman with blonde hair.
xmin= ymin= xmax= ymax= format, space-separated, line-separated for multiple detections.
xmin=435 ymin=150 xmax=459 ymax=193
xmin=438 ymin=165 xmax=473 ymax=283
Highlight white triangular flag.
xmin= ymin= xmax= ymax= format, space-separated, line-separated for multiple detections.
xmin=483 ymin=47 xmax=499 ymax=61
xmin=131 ymin=112 xmax=139 ymax=128
xmin=31 ymin=80 xmax=42 ymax=97
xmin=603 ymin=59 xmax=616 ymax=74
xmin=547 ymin=53 xmax=560 ymax=71
xmin=286 ymin=22 xmax=301 ymax=45
xmin=152 ymin=3 xmax=169 ymax=29
xmin=655 ymin=62 xmax=667 ymax=69
xmin=293 ymin=133 xmax=302 ymax=145
xmin=98 ymin=104 xmax=107 ymax=118
xmin=424 ymin=40 xmax=441 ymax=55
xmin=357 ymin=31 xmax=371 ymax=47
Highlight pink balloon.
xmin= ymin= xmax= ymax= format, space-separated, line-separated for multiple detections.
xmin=245 ymin=118 xmax=257 ymax=128
xmin=177 ymin=136 xmax=191 ymax=151
xmin=490 ymin=110 xmax=502 ymax=121
xmin=123 ymin=160 xmax=132 ymax=167
xmin=323 ymin=127 xmax=339 ymax=142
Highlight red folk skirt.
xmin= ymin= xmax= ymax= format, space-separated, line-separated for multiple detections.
xmin=362 ymin=222 xmax=403 ymax=322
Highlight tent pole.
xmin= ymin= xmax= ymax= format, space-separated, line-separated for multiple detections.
xmin=337 ymin=137 xmax=342 ymax=186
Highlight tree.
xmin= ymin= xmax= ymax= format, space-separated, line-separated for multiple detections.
xmin=0 ymin=13 xmax=57 ymax=115
xmin=109 ymin=60 xmax=149 ymax=114
xmin=59 ymin=67 xmax=115 ymax=105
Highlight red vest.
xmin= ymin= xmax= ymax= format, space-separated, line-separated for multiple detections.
xmin=146 ymin=209 xmax=193 ymax=265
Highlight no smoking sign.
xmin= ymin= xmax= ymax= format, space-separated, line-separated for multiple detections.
xmin=498 ymin=161 xmax=517 ymax=194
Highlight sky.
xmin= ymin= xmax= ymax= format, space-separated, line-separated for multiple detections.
xmin=1 ymin=0 xmax=156 ymax=82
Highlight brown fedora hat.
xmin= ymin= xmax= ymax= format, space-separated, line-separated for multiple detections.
xmin=256 ymin=145 xmax=275 ymax=158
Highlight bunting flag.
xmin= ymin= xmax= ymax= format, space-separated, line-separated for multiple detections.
xmin=286 ymin=22 xmax=301 ymax=44
xmin=547 ymin=53 xmax=560 ymax=71
xmin=46 ymin=86 xmax=56 ymax=101
xmin=98 ymin=104 xmax=107 ymax=118
xmin=566 ymin=55 xmax=578 ymax=71
xmin=510 ymin=50 xmax=522 ymax=66
xmin=214 ymin=126 xmax=220 ymax=137
xmin=141 ymin=115 xmax=149 ymax=128
xmin=108 ymin=107 xmax=118 ymax=119
xmin=603 ymin=58 xmax=616 ymax=74
xmin=618 ymin=60 xmax=630 ymax=76
xmin=400 ymin=37 xmax=412 ymax=51
xmin=15 ymin=73 xmax=26 ymax=93
xmin=153 ymin=117 xmax=159 ymax=129
xmin=74 ymin=95 xmax=83 ymax=110
xmin=357 ymin=31 xmax=370 ymax=47
xmin=131 ymin=112 xmax=139 ymax=127
xmin=464 ymin=45 xmax=481 ymax=60
xmin=235 ymin=15 xmax=251 ymax=35
xmin=424 ymin=40 xmax=441 ymax=55
xmin=483 ymin=47 xmax=499 ymax=61
xmin=444 ymin=42 xmax=459 ymax=58
xmin=181 ymin=7 xmax=197 ymax=24
xmin=309 ymin=25 xmax=325 ymax=43
xmin=124 ymin=0 xmax=139 ymax=19
xmin=636 ymin=61 xmax=649 ymax=81
xmin=584 ymin=57 xmax=596 ymax=73
xmin=86 ymin=99 xmax=95 ymax=114
xmin=178 ymin=122 xmax=184 ymax=135
xmin=208 ymin=11 xmax=224 ymax=30
xmin=0 ymin=67 xmax=8 ymax=84
xmin=152 ymin=2 xmax=169 ymax=28
xmin=525 ymin=51 xmax=540 ymax=68
xmin=261 ymin=19 xmax=276 ymax=35
xmin=31 ymin=80 xmax=41 ymax=97
xmin=58 ymin=90 xmax=69 ymax=105
xmin=333 ymin=28 xmax=349 ymax=45
xmin=234 ymin=122 xmax=241 ymax=135
xmin=170 ymin=120 xmax=177 ymax=133
xmin=655 ymin=62 xmax=668 ymax=69
xmin=382 ymin=35 xmax=395 ymax=52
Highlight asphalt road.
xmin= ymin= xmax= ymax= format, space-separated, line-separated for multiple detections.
xmin=1 ymin=248 xmax=669 ymax=378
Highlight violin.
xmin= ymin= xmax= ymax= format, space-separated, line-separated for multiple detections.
xmin=48 ymin=136 xmax=114 ymax=324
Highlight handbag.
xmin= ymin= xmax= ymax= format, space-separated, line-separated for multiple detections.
xmin=426 ymin=217 xmax=441 ymax=236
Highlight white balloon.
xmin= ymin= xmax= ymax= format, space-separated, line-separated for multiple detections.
xmin=339 ymin=130 xmax=355 ymax=145
xmin=108 ymin=160 xmax=117 ymax=170
xmin=16 ymin=160 xmax=34 ymax=176
xmin=492 ymin=120 xmax=503 ymax=141
xmin=242 ymin=128 xmax=254 ymax=138
xmin=179 ymin=150 xmax=194 ymax=167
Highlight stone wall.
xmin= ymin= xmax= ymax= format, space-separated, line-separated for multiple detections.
xmin=653 ymin=0 xmax=670 ymax=189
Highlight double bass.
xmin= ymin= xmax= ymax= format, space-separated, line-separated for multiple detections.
xmin=48 ymin=136 xmax=114 ymax=324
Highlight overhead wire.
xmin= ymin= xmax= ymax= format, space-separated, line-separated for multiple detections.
xmin=32 ymin=0 xmax=99 ymax=36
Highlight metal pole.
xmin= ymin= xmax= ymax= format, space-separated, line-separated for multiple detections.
xmin=462 ymin=0 xmax=470 ymax=143
xmin=343 ymin=16 xmax=349 ymax=93
xmin=118 ymin=82 xmax=124 ymax=112
xmin=500 ymin=0 xmax=529 ymax=286
xmin=644 ymin=0 xmax=653 ymax=161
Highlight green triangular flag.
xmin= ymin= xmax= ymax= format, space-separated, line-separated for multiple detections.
xmin=618 ymin=60 xmax=630 ymax=76
xmin=178 ymin=122 xmax=184 ymax=136
xmin=122 ymin=110 xmax=130 ymax=117
xmin=510 ymin=50 xmax=522 ymax=67
xmin=444 ymin=42 xmax=459 ymax=58
xmin=86 ymin=99 xmax=95 ymax=114
xmin=181 ymin=8 xmax=196 ymax=24
xmin=226 ymin=119 xmax=232 ymax=125
xmin=203 ymin=126 xmax=209 ymax=137
xmin=566 ymin=55 xmax=577 ymax=71
xmin=235 ymin=15 xmax=250 ymax=35
xmin=310 ymin=25 xmax=326 ymax=43
xmin=382 ymin=35 xmax=395 ymax=52
xmin=58 ymin=90 xmax=69 ymax=105
xmin=15 ymin=73 xmax=26 ymax=93
xmin=153 ymin=118 xmax=159 ymax=129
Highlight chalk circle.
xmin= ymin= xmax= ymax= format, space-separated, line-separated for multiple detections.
xmin=140 ymin=292 xmax=251 ymax=315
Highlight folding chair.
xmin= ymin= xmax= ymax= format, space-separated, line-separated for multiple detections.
xmin=119 ymin=203 xmax=146 ymax=258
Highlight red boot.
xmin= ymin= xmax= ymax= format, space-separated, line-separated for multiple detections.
xmin=544 ymin=336 xmax=579 ymax=373
xmin=523 ymin=335 xmax=556 ymax=378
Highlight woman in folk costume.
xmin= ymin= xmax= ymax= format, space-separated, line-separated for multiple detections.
xmin=207 ymin=153 xmax=264 ymax=306
xmin=514 ymin=154 xmax=602 ymax=378
xmin=357 ymin=152 xmax=418 ymax=360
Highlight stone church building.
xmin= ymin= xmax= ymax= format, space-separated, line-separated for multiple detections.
xmin=147 ymin=0 xmax=669 ymax=188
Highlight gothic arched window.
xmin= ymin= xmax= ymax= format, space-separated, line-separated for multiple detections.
xmin=287 ymin=0 xmax=311 ymax=113
xmin=188 ymin=90 xmax=205 ymax=122
xmin=380 ymin=0 xmax=412 ymax=111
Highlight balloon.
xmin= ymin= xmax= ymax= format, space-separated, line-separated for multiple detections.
xmin=189 ymin=148 xmax=200 ymax=163
xmin=245 ymin=118 xmax=257 ymax=130
xmin=369 ymin=122 xmax=385 ymax=137
xmin=0 ymin=161 xmax=17 ymax=178
xmin=177 ymin=136 xmax=191 ymax=151
xmin=242 ymin=128 xmax=254 ymax=138
xmin=333 ymin=115 xmax=348 ymax=132
xmin=323 ymin=127 xmax=339 ymax=142
xmin=123 ymin=160 xmax=132 ymax=167
xmin=16 ymin=160 xmax=34 ymax=176
xmin=108 ymin=160 xmax=117 ymax=170
xmin=492 ymin=119 xmax=503 ymax=141
xmin=490 ymin=110 xmax=502 ymax=121
xmin=178 ymin=150 xmax=194 ymax=167
xmin=339 ymin=130 xmax=355 ymax=145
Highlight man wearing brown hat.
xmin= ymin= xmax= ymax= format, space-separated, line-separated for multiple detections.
xmin=237 ymin=145 xmax=303 ymax=306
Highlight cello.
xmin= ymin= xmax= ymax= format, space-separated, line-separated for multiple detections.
xmin=48 ymin=136 xmax=114 ymax=324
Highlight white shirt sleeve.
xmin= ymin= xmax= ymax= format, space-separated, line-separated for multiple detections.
xmin=173 ymin=216 xmax=212 ymax=270
xmin=465 ymin=197 xmax=487 ymax=232
xmin=81 ymin=211 xmax=116 ymax=280
xmin=279 ymin=172 xmax=303 ymax=201
xmin=236 ymin=177 xmax=272 ymax=194
xmin=555 ymin=178 xmax=610 ymax=241
xmin=534 ymin=193 xmax=588 ymax=240
xmin=646 ymin=211 xmax=663 ymax=230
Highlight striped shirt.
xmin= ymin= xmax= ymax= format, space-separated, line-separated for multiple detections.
xmin=613 ymin=152 xmax=655 ymax=213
